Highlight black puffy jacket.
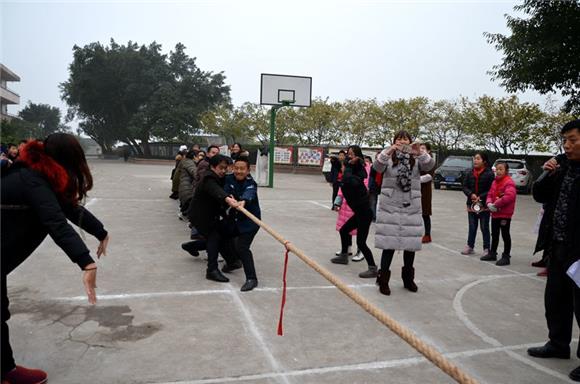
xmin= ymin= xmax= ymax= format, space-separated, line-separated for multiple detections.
xmin=1 ymin=163 xmax=107 ymax=275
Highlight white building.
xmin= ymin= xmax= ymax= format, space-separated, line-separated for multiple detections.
xmin=0 ymin=64 xmax=20 ymax=121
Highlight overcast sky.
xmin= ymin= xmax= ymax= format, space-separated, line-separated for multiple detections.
xmin=0 ymin=0 xmax=562 ymax=120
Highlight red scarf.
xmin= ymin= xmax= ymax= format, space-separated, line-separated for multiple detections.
xmin=473 ymin=167 xmax=485 ymax=195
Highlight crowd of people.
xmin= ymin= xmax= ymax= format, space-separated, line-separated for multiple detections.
xmin=170 ymin=143 xmax=261 ymax=292
xmin=1 ymin=119 xmax=579 ymax=383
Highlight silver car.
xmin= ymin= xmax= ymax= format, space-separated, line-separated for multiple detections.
xmin=492 ymin=159 xmax=534 ymax=194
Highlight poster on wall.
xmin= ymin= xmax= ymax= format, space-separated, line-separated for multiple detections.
xmin=297 ymin=147 xmax=323 ymax=166
xmin=274 ymin=146 xmax=293 ymax=164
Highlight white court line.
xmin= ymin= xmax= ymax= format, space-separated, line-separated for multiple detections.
xmin=430 ymin=241 xmax=545 ymax=283
xmin=227 ymin=284 xmax=290 ymax=384
xmin=308 ymin=200 xmax=332 ymax=210
xmin=153 ymin=341 xmax=546 ymax=384
xmin=55 ymin=274 xmax=526 ymax=302
xmin=453 ymin=274 xmax=573 ymax=383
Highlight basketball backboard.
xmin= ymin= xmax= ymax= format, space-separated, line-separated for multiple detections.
xmin=260 ymin=73 xmax=312 ymax=107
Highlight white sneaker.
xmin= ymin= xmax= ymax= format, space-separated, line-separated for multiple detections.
xmin=352 ymin=250 xmax=365 ymax=262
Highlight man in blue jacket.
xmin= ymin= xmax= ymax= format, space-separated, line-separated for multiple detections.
xmin=223 ymin=156 xmax=261 ymax=291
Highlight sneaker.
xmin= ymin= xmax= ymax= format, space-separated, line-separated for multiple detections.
xmin=352 ymin=250 xmax=364 ymax=262
xmin=421 ymin=235 xmax=432 ymax=244
xmin=3 ymin=365 xmax=47 ymax=384
xmin=460 ymin=246 xmax=474 ymax=255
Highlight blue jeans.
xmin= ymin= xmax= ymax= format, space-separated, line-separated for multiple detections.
xmin=467 ymin=211 xmax=490 ymax=250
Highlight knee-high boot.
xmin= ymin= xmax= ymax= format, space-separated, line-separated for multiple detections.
xmin=402 ymin=266 xmax=418 ymax=292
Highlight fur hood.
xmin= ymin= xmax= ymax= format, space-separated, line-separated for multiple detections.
xmin=18 ymin=140 xmax=70 ymax=197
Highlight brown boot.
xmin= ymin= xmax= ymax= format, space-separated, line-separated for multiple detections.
xmin=376 ymin=269 xmax=391 ymax=295
xmin=402 ymin=266 xmax=418 ymax=292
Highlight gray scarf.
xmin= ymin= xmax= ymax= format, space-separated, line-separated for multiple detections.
xmin=396 ymin=151 xmax=412 ymax=192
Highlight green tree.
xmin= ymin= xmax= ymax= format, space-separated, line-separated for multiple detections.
xmin=286 ymin=98 xmax=341 ymax=146
xmin=200 ymin=105 xmax=249 ymax=144
xmin=486 ymin=0 xmax=580 ymax=113
xmin=368 ymin=98 xmax=430 ymax=147
xmin=420 ymin=99 xmax=470 ymax=151
xmin=61 ymin=39 xmax=230 ymax=155
xmin=18 ymin=101 xmax=62 ymax=138
xmin=463 ymin=95 xmax=545 ymax=155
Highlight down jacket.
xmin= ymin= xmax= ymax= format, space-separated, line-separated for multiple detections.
xmin=486 ymin=176 xmax=517 ymax=219
xmin=373 ymin=148 xmax=435 ymax=251
xmin=178 ymin=157 xmax=197 ymax=203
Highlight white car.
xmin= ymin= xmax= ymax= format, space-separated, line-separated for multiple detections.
xmin=492 ymin=159 xmax=534 ymax=194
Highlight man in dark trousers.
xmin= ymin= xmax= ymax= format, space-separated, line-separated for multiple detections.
xmin=527 ymin=119 xmax=580 ymax=382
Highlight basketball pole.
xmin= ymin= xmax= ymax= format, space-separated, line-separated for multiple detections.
xmin=268 ymin=101 xmax=291 ymax=188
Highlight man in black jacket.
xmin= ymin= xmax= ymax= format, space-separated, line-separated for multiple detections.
xmin=188 ymin=154 xmax=240 ymax=283
xmin=527 ymin=120 xmax=580 ymax=382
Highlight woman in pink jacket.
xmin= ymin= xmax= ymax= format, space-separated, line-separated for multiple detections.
xmin=483 ymin=161 xmax=517 ymax=266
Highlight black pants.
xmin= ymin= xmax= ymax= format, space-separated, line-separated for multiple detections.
xmin=180 ymin=197 xmax=192 ymax=215
xmin=205 ymin=230 xmax=235 ymax=272
xmin=229 ymin=230 xmax=258 ymax=280
xmin=332 ymin=183 xmax=339 ymax=206
xmin=1 ymin=274 xmax=15 ymax=377
xmin=545 ymin=241 xmax=580 ymax=356
xmin=422 ymin=215 xmax=431 ymax=237
xmin=491 ymin=218 xmax=511 ymax=256
xmin=381 ymin=249 xmax=415 ymax=271
xmin=339 ymin=207 xmax=375 ymax=267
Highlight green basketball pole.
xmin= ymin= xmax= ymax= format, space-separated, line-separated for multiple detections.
xmin=268 ymin=101 xmax=291 ymax=188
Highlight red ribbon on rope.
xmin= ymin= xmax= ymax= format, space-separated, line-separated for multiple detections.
xmin=277 ymin=241 xmax=291 ymax=336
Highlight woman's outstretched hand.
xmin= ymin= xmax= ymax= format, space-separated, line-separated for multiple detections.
xmin=83 ymin=263 xmax=97 ymax=304
xmin=97 ymin=235 xmax=109 ymax=259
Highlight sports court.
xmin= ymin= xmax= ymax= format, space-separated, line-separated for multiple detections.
xmin=5 ymin=160 xmax=578 ymax=384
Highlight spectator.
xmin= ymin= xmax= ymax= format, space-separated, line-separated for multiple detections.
xmin=373 ymin=131 xmax=435 ymax=295
xmin=461 ymin=152 xmax=494 ymax=257
xmin=330 ymin=150 xmax=346 ymax=209
xmin=419 ymin=143 xmax=434 ymax=243
xmin=368 ymin=152 xmax=383 ymax=222
xmin=178 ymin=150 xmax=198 ymax=220
xmin=527 ymin=119 xmax=580 ymax=382
xmin=1 ymin=133 xmax=109 ymax=384
xmin=170 ymin=145 xmax=188 ymax=200
xmin=483 ymin=161 xmax=517 ymax=265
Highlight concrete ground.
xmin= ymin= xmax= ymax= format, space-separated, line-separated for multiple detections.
xmin=6 ymin=160 xmax=579 ymax=384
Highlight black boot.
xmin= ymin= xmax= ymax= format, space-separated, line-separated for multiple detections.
xmin=496 ymin=254 xmax=510 ymax=266
xmin=181 ymin=241 xmax=201 ymax=257
xmin=527 ymin=343 xmax=570 ymax=359
xmin=402 ymin=266 xmax=418 ymax=292
xmin=570 ymin=366 xmax=580 ymax=381
xmin=376 ymin=269 xmax=391 ymax=295
xmin=206 ymin=269 xmax=229 ymax=283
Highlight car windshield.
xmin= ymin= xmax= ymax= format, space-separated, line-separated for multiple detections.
xmin=442 ymin=158 xmax=472 ymax=168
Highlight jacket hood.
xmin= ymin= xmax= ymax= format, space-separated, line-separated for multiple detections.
xmin=18 ymin=140 xmax=70 ymax=196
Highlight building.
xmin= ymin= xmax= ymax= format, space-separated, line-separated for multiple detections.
xmin=1 ymin=64 xmax=20 ymax=121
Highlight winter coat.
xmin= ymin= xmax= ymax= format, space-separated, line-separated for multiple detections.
xmin=486 ymin=176 xmax=517 ymax=219
xmin=462 ymin=167 xmax=495 ymax=208
xmin=420 ymin=168 xmax=434 ymax=216
xmin=171 ymin=153 xmax=184 ymax=194
xmin=336 ymin=188 xmax=357 ymax=235
xmin=330 ymin=157 xmax=341 ymax=184
xmin=194 ymin=158 xmax=210 ymax=189
xmin=178 ymin=157 xmax=197 ymax=203
xmin=189 ymin=169 xmax=228 ymax=236
xmin=533 ymin=154 xmax=580 ymax=258
xmin=373 ymin=149 xmax=435 ymax=251
xmin=224 ymin=174 xmax=261 ymax=234
xmin=1 ymin=141 xmax=107 ymax=275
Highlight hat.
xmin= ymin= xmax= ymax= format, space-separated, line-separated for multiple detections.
xmin=179 ymin=145 xmax=188 ymax=151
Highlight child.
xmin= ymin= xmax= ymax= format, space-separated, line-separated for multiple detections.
xmin=484 ymin=161 xmax=517 ymax=265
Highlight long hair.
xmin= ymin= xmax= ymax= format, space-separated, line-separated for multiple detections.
xmin=44 ymin=133 xmax=93 ymax=204
xmin=391 ymin=130 xmax=415 ymax=169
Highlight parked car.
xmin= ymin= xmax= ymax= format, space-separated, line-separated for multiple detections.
xmin=433 ymin=156 xmax=473 ymax=190
xmin=491 ymin=158 xmax=534 ymax=194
